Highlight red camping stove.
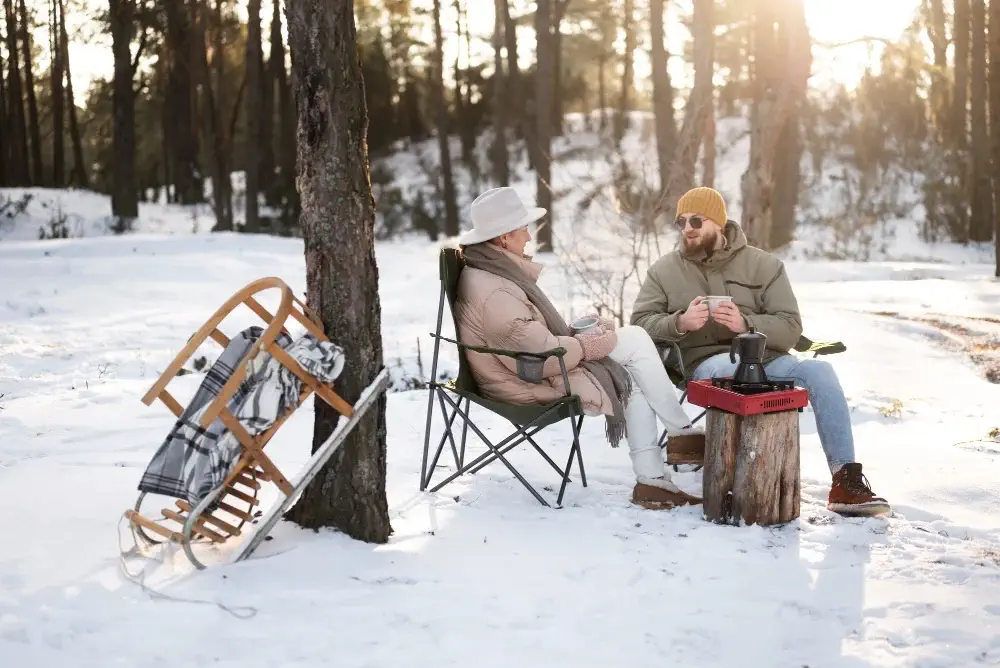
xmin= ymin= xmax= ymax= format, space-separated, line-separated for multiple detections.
xmin=686 ymin=377 xmax=809 ymax=417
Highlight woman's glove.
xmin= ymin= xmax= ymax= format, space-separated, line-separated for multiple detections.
xmin=576 ymin=327 xmax=618 ymax=361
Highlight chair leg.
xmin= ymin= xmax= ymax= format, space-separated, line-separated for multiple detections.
xmin=573 ymin=415 xmax=586 ymax=488
xmin=436 ymin=390 xmax=464 ymax=469
xmin=419 ymin=384 xmax=437 ymax=491
xmin=432 ymin=391 xmax=557 ymax=506
xmin=420 ymin=286 xmax=448 ymax=491
xmin=458 ymin=398 xmax=470 ymax=468
xmin=557 ymin=414 xmax=585 ymax=507
xmin=423 ymin=389 xmax=463 ymax=490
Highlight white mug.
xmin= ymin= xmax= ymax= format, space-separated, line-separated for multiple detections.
xmin=706 ymin=295 xmax=733 ymax=313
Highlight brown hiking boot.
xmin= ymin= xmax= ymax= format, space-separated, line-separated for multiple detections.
xmin=827 ymin=463 xmax=890 ymax=517
xmin=632 ymin=477 xmax=702 ymax=510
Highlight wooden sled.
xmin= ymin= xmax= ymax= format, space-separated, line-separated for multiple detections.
xmin=123 ymin=276 xmax=389 ymax=569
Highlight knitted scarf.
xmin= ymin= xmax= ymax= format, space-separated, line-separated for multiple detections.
xmin=461 ymin=243 xmax=632 ymax=447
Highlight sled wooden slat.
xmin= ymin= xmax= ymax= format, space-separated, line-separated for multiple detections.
xmin=125 ymin=276 xmax=388 ymax=571
xmin=209 ymin=328 xmax=230 ymax=347
xmin=125 ymin=510 xmax=184 ymax=542
xmin=225 ymin=486 xmax=260 ymax=506
xmin=215 ymin=500 xmax=255 ymax=522
xmin=216 ymin=410 xmax=295 ymax=496
xmin=234 ymin=473 xmax=260 ymax=490
xmin=267 ymin=344 xmax=355 ymax=418
xmin=176 ymin=500 xmax=242 ymax=536
xmin=158 ymin=390 xmax=185 ymax=418
xmin=162 ymin=508 xmax=228 ymax=543
xmin=244 ymin=296 xmax=289 ymax=336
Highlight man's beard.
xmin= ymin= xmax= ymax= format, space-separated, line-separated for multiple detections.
xmin=682 ymin=228 xmax=720 ymax=254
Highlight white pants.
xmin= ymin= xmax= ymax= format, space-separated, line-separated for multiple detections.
xmin=606 ymin=326 xmax=693 ymax=480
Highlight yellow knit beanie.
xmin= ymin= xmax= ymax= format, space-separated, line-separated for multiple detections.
xmin=676 ymin=187 xmax=727 ymax=226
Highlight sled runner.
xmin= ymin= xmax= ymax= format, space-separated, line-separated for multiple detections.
xmin=123 ymin=277 xmax=389 ymax=569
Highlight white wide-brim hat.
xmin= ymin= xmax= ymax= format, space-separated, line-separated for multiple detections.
xmin=458 ymin=187 xmax=547 ymax=245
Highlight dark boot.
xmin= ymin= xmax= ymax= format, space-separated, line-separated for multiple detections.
xmin=827 ymin=463 xmax=890 ymax=517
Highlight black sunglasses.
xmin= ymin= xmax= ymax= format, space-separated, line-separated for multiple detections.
xmin=675 ymin=215 xmax=705 ymax=230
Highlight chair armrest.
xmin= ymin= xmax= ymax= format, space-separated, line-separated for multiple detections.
xmin=430 ymin=333 xmax=566 ymax=360
xmin=794 ymin=335 xmax=846 ymax=357
xmin=431 ymin=333 xmax=573 ymax=396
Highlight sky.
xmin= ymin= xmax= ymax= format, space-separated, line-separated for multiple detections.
xmin=57 ymin=0 xmax=923 ymax=105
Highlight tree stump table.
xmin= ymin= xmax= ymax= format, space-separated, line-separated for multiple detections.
xmin=702 ymin=407 xmax=801 ymax=526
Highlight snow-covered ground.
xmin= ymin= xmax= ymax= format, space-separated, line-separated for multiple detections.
xmin=2 ymin=205 xmax=1000 ymax=666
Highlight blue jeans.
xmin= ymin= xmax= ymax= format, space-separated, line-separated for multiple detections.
xmin=691 ymin=353 xmax=855 ymax=473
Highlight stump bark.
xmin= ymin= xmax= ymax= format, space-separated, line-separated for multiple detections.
xmin=702 ymin=407 xmax=800 ymax=526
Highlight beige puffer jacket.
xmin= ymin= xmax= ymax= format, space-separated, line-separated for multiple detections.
xmin=454 ymin=248 xmax=613 ymax=416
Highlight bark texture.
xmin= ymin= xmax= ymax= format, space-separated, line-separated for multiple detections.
xmin=284 ymin=0 xmax=391 ymax=543
xmin=991 ymin=0 xmax=1000 ymax=276
xmin=703 ymin=408 xmax=800 ymax=526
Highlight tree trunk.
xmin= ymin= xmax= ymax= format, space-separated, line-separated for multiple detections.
xmin=269 ymin=0 xmax=296 ymax=226
xmin=18 ymin=0 xmax=41 ymax=185
xmin=700 ymin=17 xmax=717 ymax=189
xmin=453 ymin=0 xmax=471 ymax=164
xmin=259 ymin=0 xmax=276 ymax=203
xmin=278 ymin=40 xmax=298 ymax=228
xmin=284 ymin=0 xmax=391 ymax=544
xmin=193 ymin=0 xmax=232 ymax=231
xmin=770 ymin=115 xmax=802 ymax=249
xmin=990 ymin=0 xmax=1000 ymax=274
xmin=431 ymin=0 xmax=459 ymax=237
xmin=614 ymin=0 xmax=635 ymax=145
xmin=60 ymin=0 xmax=87 ymax=188
xmin=213 ymin=0 xmax=233 ymax=228
xmin=928 ymin=0 xmax=949 ymax=136
xmin=650 ymin=0 xmax=676 ymax=195
xmin=502 ymin=0 xmax=522 ymax=140
xmin=702 ymin=91 xmax=717 ymax=188
xmin=740 ymin=0 xmax=809 ymax=249
xmin=165 ymin=0 xmax=200 ymax=204
xmin=534 ymin=0 xmax=554 ymax=251
xmin=244 ymin=0 xmax=263 ymax=232
xmin=0 ymin=43 xmax=7 ymax=184
xmin=492 ymin=0 xmax=509 ymax=186
xmin=597 ymin=53 xmax=606 ymax=132
xmin=666 ymin=0 xmax=714 ymax=207
xmin=702 ymin=408 xmax=801 ymax=526
xmin=769 ymin=12 xmax=809 ymax=249
xmin=550 ymin=0 xmax=569 ymax=136
xmin=954 ymin=0 xmax=971 ymax=242
xmin=50 ymin=0 xmax=64 ymax=187
xmin=4 ymin=0 xmax=28 ymax=184
xmin=970 ymin=0 xmax=993 ymax=242
xmin=109 ymin=0 xmax=138 ymax=229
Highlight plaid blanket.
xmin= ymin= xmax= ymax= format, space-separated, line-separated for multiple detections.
xmin=138 ymin=325 xmax=346 ymax=506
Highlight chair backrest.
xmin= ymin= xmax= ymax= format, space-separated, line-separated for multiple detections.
xmin=438 ymin=248 xmax=480 ymax=394
xmin=657 ymin=342 xmax=686 ymax=387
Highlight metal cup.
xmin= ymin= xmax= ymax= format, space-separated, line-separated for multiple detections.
xmin=570 ymin=315 xmax=600 ymax=336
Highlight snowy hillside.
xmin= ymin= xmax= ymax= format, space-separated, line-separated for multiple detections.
xmin=2 ymin=211 xmax=1000 ymax=665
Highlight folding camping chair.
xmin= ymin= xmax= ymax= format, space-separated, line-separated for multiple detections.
xmin=419 ymin=248 xmax=587 ymax=508
xmin=658 ymin=334 xmax=847 ymax=471
xmin=123 ymin=277 xmax=389 ymax=569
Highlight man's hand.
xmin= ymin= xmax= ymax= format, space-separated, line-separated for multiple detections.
xmin=711 ymin=300 xmax=749 ymax=333
xmin=677 ymin=296 xmax=710 ymax=333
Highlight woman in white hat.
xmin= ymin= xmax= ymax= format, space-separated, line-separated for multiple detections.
xmin=454 ymin=187 xmax=701 ymax=510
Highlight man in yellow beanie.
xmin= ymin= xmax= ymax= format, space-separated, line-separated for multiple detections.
xmin=630 ymin=186 xmax=890 ymax=517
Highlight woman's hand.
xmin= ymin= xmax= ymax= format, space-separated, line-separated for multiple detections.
xmin=576 ymin=326 xmax=618 ymax=361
